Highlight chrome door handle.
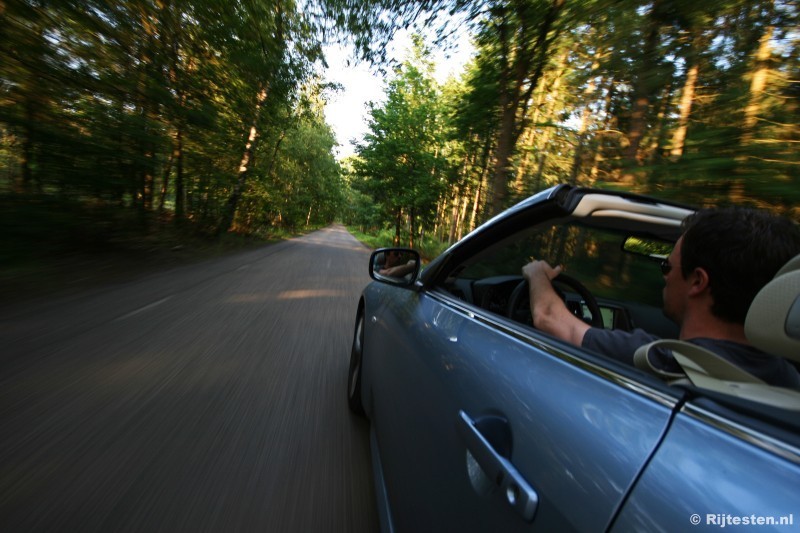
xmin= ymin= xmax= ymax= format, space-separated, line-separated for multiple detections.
xmin=456 ymin=410 xmax=538 ymax=522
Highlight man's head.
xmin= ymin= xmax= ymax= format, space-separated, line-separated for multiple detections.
xmin=673 ymin=207 xmax=800 ymax=324
xmin=385 ymin=250 xmax=402 ymax=267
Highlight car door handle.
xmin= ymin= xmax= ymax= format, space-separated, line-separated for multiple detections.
xmin=456 ymin=410 xmax=538 ymax=522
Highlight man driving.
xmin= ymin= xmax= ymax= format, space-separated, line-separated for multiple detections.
xmin=522 ymin=207 xmax=800 ymax=388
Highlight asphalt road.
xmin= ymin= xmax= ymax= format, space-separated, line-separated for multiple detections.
xmin=0 ymin=225 xmax=378 ymax=532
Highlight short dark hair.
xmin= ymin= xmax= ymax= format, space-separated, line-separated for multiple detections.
xmin=680 ymin=207 xmax=800 ymax=323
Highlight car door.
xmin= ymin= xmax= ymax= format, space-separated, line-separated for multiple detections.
xmin=611 ymin=397 xmax=800 ymax=532
xmin=366 ymin=286 xmax=684 ymax=532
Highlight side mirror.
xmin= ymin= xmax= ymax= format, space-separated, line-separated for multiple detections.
xmin=370 ymin=248 xmax=421 ymax=287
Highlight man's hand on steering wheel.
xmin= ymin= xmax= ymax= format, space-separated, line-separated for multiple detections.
xmin=510 ymin=260 xmax=603 ymax=329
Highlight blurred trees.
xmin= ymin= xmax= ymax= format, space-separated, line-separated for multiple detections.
xmin=348 ymin=0 xmax=798 ymax=246
xmin=0 ymin=0 xmax=343 ymax=240
xmin=351 ymin=36 xmax=453 ymax=247
xmin=456 ymin=0 xmax=800 ymax=215
xmin=2 ymin=0 xmax=797 ymax=257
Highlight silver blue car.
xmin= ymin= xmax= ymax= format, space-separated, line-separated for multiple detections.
xmin=347 ymin=185 xmax=800 ymax=532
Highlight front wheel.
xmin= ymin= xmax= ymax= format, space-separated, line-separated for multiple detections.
xmin=347 ymin=312 xmax=366 ymax=415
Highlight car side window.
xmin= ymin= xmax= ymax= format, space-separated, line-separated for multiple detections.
xmin=440 ymin=222 xmax=668 ymax=332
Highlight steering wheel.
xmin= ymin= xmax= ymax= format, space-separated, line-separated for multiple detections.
xmin=506 ymin=273 xmax=604 ymax=328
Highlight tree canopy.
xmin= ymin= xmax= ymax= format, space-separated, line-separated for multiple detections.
xmin=346 ymin=0 xmax=798 ymax=248
xmin=2 ymin=0 xmax=797 ymax=257
xmin=352 ymin=36 xmax=453 ymax=246
xmin=1 ymin=0 xmax=345 ymax=239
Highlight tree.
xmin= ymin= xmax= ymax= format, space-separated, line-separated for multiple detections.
xmin=353 ymin=36 xmax=452 ymax=246
xmin=1 ymin=0 xmax=346 ymax=239
xmin=481 ymin=0 xmax=567 ymax=216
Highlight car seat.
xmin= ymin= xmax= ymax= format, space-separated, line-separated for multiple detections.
xmin=633 ymin=253 xmax=800 ymax=410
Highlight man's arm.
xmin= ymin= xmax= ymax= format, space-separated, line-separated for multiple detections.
xmin=522 ymin=260 xmax=591 ymax=346
xmin=380 ymin=260 xmax=416 ymax=278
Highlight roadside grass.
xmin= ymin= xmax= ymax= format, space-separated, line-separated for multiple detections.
xmin=345 ymin=226 xmax=451 ymax=262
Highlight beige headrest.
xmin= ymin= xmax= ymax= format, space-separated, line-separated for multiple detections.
xmin=776 ymin=254 xmax=800 ymax=277
xmin=745 ymin=254 xmax=800 ymax=362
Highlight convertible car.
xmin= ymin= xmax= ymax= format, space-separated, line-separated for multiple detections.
xmin=347 ymin=185 xmax=799 ymax=532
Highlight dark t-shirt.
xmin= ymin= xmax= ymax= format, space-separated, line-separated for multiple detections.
xmin=582 ymin=328 xmax=800 ymax=389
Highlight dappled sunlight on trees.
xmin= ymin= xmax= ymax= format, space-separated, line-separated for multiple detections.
xmin=2 ymin=0 xmax=797 ymax=283
xmin=1 ymin=0 xmax=345 ymax=244
xmin=346 ymin=0 xmax=799 ymax=248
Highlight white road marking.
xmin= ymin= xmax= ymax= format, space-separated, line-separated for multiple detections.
xmin=114 ymin=297 xmax=172 ymax=321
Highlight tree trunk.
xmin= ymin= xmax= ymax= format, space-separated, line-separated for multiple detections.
xmin=471 ymin=136 xmax=493 ymax=229
xmin=589 ymin=76 xmax=617 ymax=183
xmin=670 ymin=24 xmax=706 ymax=160
xmin=514 ymin=129 xmax=536 ymax=195
xmin=159 ymin=147 xmax=174 ymax=212
xmin=449 ymin=185 xmax=460 ymax=244
xmin=408 ymin=207 xmax=416 ymax=249
xmin=135 ymin=6 xmax=159 ymax=213
xmin=174 ymin=127 xmax=184 ymax=219
xmin=218 ymin=85 xmax=269 ymax=235
xmin=488 ymin=0 xmax=565 ymax=217
xmin=394 ymin=208 xmax=402 ymax=246
xmin=570 ymin=52 xmax=602 ymax=185
xmin=20 ymin=98 xmax=35 ymax=193
xmin=622 ymin=0 xmax=663 ymax=184
xmin=670 ymin=62 xmax=698 ymax=159
xmin=18 ymin=20 xmax=49 ymax=194
xmin=265 ymin=131 xmax=286 ymax=178
xmin=734 ymin=3 xmax=774 ymax=204
xmin=457 ymin=190 xmax=470 ymax=241
xmin=742 ymin=23 xmax=773 ymax=144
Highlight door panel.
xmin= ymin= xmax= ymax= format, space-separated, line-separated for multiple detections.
xmin=365 ymin=289 xmax=679 ymax=531
xmin=611 ymin=404 xmax=799 ymax=532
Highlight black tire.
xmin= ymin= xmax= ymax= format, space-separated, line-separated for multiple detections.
xmin=347 ymin=312 xmax=366 ymax=415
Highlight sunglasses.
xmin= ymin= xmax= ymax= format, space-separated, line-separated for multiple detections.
xmin=660 ymin=259 xmax=673 ymax=276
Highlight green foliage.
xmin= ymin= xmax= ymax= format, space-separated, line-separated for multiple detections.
xmin=346 ymin=0 xmax=797 ymax=257
xmin=2 ymin=0 xmax=797 ymax=280
xmin=437 ymin=0 xmax=799 ymax=219
xmin=242 ymin=97 xmax=344 ymax=230
xmin=351 ymin=35 xmax=456 ymax=246
xmin=346 ymin=225 xmax=449 ymax=261
xmin=0 ymin=0 xmax=352 ymax=245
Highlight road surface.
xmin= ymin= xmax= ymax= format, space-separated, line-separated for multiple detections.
xmin=0 ymin=225 xmax=378 ymax=532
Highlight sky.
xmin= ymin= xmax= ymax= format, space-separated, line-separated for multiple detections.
xmin=323 ymin=29 xmax=474 ymax=160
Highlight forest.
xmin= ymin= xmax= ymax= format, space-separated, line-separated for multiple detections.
xmin=2 ymin=0 xmax=798 ymax=268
